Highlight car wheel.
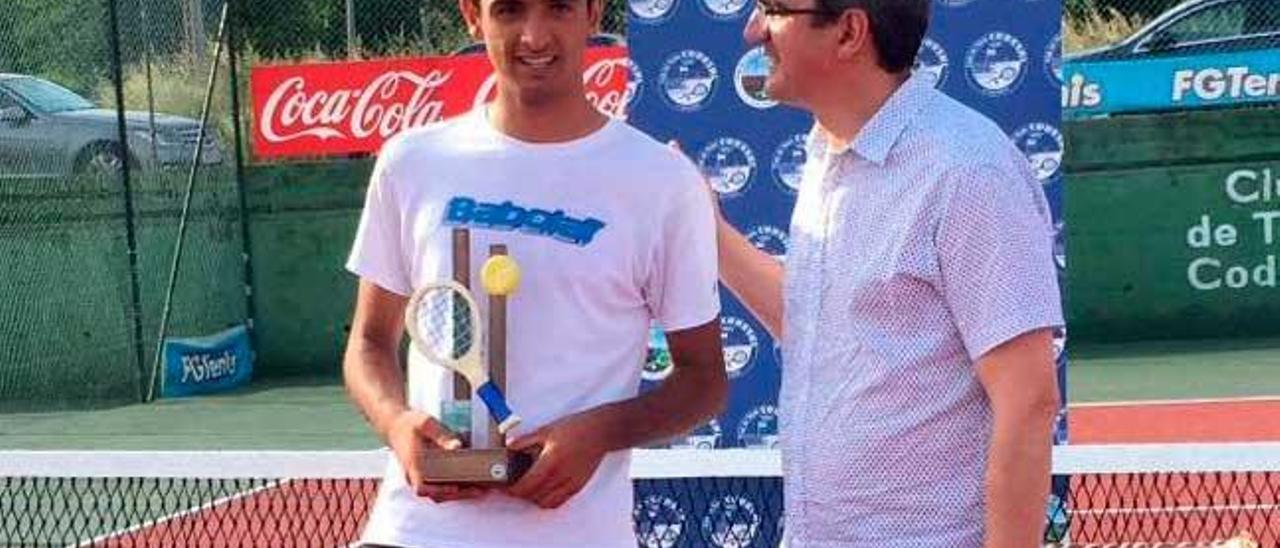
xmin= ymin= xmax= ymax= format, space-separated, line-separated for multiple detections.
xmin=75 ymin=143 xmax=127 ymax=177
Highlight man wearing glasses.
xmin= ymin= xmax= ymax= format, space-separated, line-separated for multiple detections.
xmin=711 ymin=1 xmax=1064 ymax=546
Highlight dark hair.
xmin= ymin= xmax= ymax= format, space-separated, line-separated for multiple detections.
xmin=811 ymin=0 xmax=931 ymax=73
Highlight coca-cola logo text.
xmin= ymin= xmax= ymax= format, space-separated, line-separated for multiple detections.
xmin=252 ymin=48 xmax=629 ymax=158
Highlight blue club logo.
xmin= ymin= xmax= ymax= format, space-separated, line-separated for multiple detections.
xmin=914 ymin=38 xmax=950 ymax=88
xmin=736 ymin=405 xmax=779 ymax=449
xmin=746 ymin=225 xmax=789 ymax=262
xmin=771 ymin=134 xmax=807 ymax=194
xmin=659 ymin=50 xmax=720 ymax=111
xmin=1012 ymin=122 xmax=1064 ymax=182
xmin=699 ymin=0 xmax=752 ymax=19
xmin=965 ymin=32 xmax=1028 ymax=96
xmin=735 ymin=47 xmax=777 ymax=109
xmin=1045 ymin=32 xmax=1063 ymax=86
xmin=720 ymin=315 xmax=760 ymax=379
xmin=630 ymin=0 xmax=679 ymax=24
xmin=672 ymin=419 xmax=723 ymax=450
xmin=698 ymin=138 xmax=757 ymax=197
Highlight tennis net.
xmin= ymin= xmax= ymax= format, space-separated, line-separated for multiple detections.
xmin=1 ymin=444 xmax=1277 ymax=547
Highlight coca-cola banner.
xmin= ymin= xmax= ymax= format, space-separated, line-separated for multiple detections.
xmin=250 ymin=47 xmax=630 ymax=158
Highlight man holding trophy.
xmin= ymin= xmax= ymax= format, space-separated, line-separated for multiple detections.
xmin=342 ymin=0 xmax=727 ymax=546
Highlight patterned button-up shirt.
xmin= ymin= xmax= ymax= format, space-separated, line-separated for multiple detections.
xmin=779 ymin=75 xmax=1063 ymax=547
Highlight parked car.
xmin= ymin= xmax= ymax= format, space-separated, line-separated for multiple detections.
xmin=0 ymin=74 xmax=222 ymax=180
xmin=1069 ymin=0 xmax=1279 ymax=62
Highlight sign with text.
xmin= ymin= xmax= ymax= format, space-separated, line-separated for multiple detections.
xmin=1186 ymin=165 xmax=1280 ymax=292
xmin=250 ymin=47 xmax=631 ymax=158
xmin=1064 ymin=50 xmax=1280 ymax=119
xmin=161 ymin=325 xmax=253 ymax=398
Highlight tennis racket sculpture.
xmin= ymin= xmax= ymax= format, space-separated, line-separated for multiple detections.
xmin=406 ymin=235 xmax=533 ymax=485
xmin=406 ymin=280 xmax=520 ymax=434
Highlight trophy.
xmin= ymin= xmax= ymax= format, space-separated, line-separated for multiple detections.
xmin=403 ymin=228 xmax=533 ymax=484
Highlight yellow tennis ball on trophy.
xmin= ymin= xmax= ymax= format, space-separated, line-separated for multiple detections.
xmin=481 ymin=255 xmax=521 ymax=296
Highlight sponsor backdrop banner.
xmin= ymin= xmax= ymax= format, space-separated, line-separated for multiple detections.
xmin=1064 ymin=50 xmax=1280 ymax=119
xmin=629 ymin=0 xmax=1066 ymax=544
xmin=250 ymin=48 xmax=630 ymax=158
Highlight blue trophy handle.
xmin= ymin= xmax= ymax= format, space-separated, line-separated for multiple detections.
xmin=475 ymin=381 xmax=521 ymax=434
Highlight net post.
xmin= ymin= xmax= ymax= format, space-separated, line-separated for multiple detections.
xmin=226 ymin=0 xmax=258 ymax=360
xmin=106 ymin=0 xmax=146 ymax=403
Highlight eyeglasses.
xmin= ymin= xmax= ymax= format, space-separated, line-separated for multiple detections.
xmin=753 ymin=0 xmax=837 ymax=17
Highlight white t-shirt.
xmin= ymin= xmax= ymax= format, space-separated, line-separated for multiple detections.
xmin=346 ymin=107 xmax=720 ymax=548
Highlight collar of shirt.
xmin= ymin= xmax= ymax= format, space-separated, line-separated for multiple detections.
xmin=804 ymin=74 xmax=932 ymax=169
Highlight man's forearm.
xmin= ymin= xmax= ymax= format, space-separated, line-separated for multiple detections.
xmin=343 ymin=337 xmax=410 ymax=442
xmin=984 ymin=402 xmax=1056 ymax=547
xmin=573 ymin=321 xmax=728 ymax=452
xmin=717 ymin=220 xmax=784 ymax=339
xmin=588 ymin=362 xmax=728 ymax=452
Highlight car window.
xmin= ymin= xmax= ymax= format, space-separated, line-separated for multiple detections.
xmin=1159 ymin=1 xmax=1248 ymax=44
xmin=4 ymin=77 xmax=94 ymax=113
xmin=0 ymin=91 xmax=18 ymax=110
xmin=1246 ymin=0 xmax=1280 ymax=34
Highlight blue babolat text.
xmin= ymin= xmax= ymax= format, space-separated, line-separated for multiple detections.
xmin=445 ymin=197 xmax=606 ymax=246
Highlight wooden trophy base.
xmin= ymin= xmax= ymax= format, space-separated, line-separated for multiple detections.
xmin=421 ymin=448 xmax=535 ymax=485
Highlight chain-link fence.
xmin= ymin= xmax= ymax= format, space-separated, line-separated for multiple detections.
xmin=1 ymin=0 xmax=245 ymax=410
xmin=242 ymin=0 xmax=627 ymax=61
xmin=1065 ymin=0 xmax=1278 ymax=55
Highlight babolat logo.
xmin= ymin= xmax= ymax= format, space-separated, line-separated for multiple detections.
xmin=1045 ymin=32 xmax=1063 ymax=86
xmin=699 ymin=0 xmax=750 ymax=20
xmin=745 ymin=225 xmax=789 ymax=262
xmin=721 ymin=315 xmax=760 ymax=378
xmin=736 ymin=405 xmax=779 ymax=449
xmin=633 ymin=495 xmax=688 ymax=548
xmin=914 ymin=38 xmax=950 ymax=88
xmin=1172 ymin=66 xmax=1280 ymax=104
xmin=771 ymin=134 xmax=806 ymax=194
xmin=701 ymin=495 xmax=762 ymax=548
xmin=734 ymin=47 xmax=776 ymax=109
xmin=629 ymin=0 xmax=678 ymax=24
xmin=445 ymin=197 xmax=605 ymax=246
xmin=698 ymin=138 xmax=757 ymax=197
xmin=965 ymin=32 xmax=1028 ymax=96
xmin=1062 ymin=72 xmax=1103 ymax=109
xmin=1011 ymin=122 xmax=1063 ymax=182
xmin=181 ymin=350 xmax=238 ymax=384
xmin=659 ymin=50 xmax=719 ymax=111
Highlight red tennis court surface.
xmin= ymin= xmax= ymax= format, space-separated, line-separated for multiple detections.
xmin=1072 ymin=398 xmax=1280 ymax=444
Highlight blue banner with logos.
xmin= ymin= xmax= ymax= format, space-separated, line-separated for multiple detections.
xmin=1065 ymin=49 xmax=1280 ymax=118
xmin=631 ymin=0 xmax=1066 ymax=450
xmin=161 ymin=324 xmax=253 ymax=398
xmin=629 ymin=0 xmax=1066 ymax=545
